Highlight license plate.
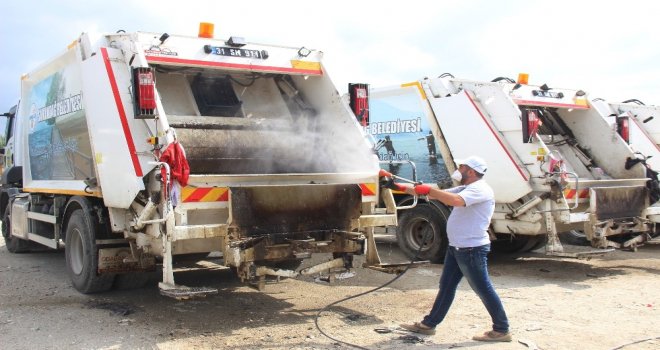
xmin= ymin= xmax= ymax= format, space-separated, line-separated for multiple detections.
xmin=204 ymin=45 xmax=265 ymax=59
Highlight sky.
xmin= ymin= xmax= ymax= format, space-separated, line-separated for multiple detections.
xmin=1 ymin=0 xmax=659 ymax=111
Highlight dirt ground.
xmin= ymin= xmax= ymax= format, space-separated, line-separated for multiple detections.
xmin=0 ymin=236 xmax=658 ymax=350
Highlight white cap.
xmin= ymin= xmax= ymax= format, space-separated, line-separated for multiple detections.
xmin=455 ymin=156 xmax=488 ymax=174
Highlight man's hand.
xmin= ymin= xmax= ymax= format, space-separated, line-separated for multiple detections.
xmin=378 ymin=169 xmax=393 ymax=178
xmin=380 ymin=177 xmax=407 ymax=192
xmin=414 ymin=184 xmax=432 ymax=195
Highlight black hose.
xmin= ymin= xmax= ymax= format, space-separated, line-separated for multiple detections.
xmin=609 ymin=335 xmax=660 ymax=350
xmin=314 ymin=227 xmax=436 ymax=349
xmin=621 ymin=99 xmax=645 ymax=105
xmin=491 ymin=77 xmax=516 ymax=83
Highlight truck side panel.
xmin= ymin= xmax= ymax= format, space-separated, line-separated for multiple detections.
xmin=81 ymin=47 xmax=150 ymax=208
xmin=558 ymin=107 xmax=645 ymax=179
xmin=605 ymin=102 xmax=660 ymax=171
xmin=19 ymin=45 xmax=96 ymax=193
xmin=614 ymin=104 xmax=660 ymax=145
xmin=428 ymin=90 xmax=533 ymax=202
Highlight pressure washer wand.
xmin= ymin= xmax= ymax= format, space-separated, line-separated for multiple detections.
xmin=378 ymin=169 xmax=420 ymax=185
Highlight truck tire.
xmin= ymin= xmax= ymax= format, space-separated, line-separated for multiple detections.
xmin=396 ymin=203 xmax=449 ymax=263
xmin=65 ymin=209 xmax=114 ymax=293
xmin=519 ymin=235 xmax=548 ymax=252
xmin=2 ymin=206 xmax=32 ymax=253
xmin=492 ymin=234 xmax=547 ymax=253
xmin=560 ymin=230 xmax=589 ymax=246
xmin=491 ymin=234 xmax=529 ymax=253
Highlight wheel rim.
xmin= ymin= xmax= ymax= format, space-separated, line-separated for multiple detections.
xmin=69 ymin=228 xmax=84 ymax=275
xmin=407 ymin=217 xmax=435 ymax=251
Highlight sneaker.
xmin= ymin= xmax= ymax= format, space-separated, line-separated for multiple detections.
xmin=399 ymin=322 xmax=436 ymax=335
xmin=472 ymin=330 xmax=512 ymax=342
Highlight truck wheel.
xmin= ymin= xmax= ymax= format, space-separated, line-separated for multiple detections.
xmin=2 ymin=206 xmax=32 ymax=253
xmin=492 ymin=235 xmax=548 ymax=253
xmin=491 ymin=235 xmax=529 ymax=253
xmin=519 ymin=235 xmax=548 ymax=252
xmin=396 ymin=203 xmax=449 ymax=263
xmin=65 ymin=209 xmax=114 ymax=293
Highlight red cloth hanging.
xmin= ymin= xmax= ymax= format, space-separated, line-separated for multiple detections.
xmin=159 ymin=141 xmax=190 ymax=187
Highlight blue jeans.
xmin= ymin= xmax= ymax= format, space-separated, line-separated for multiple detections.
xmin=422 ymin=244 xmax=509 ymax=333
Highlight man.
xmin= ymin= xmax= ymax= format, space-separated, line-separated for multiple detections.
xmin=383 ymin=135 xmax=396 ymax=157
xmin=422 ymin=131 xmax=436 ymax=156
xmin=392 ymin=155 xmax=511 ymax=342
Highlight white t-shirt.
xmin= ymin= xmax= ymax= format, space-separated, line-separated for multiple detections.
xmin=445 ymin=179 xmax=494 ymax=248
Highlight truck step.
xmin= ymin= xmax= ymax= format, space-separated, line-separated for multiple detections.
xmin=158 ymin=283 xmax=218 ymax=300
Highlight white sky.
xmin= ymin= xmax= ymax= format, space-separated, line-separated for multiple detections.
xmin=1 ymin=0 xmax=659 ymax=111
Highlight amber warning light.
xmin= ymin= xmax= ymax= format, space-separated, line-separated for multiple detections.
xmin=517 ymin=73 xmax=529 ymax=85
xmin=198 ymin=22 xmax=214 ymax=38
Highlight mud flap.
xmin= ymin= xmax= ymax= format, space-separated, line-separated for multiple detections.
xmin=98 ymin=247 xmax=155 ymax=274
xmin=590 ymin=186 xmax=647 ymax=221
xmin=586 ymin=186 xmax=651 ymax=249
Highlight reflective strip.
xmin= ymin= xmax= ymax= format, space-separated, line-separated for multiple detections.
xmin=513 ymin=99 xmax=590 ymax=110
xmin=182 ymin=187 xmax=229 ymax=202
xmin=290 ymin=60 xmax=322 ymax=72
xmin=360 ymin=183 xmax=376 ymax=196
xmin=574 ymin=98 xmax=589 ymax=107
xmin=146 ymin=55 xmax=323 ymax=76
xmin=401 ymin=81 xmax=427 ymax=100
xmin=564 ymin=189 xmax=589 ymax=199
xmin=23 ymin=187 xmax=102 ymax=197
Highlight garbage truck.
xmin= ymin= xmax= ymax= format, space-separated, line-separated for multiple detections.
xmin=609 ymin=100 xmax=660 ymax=147
xmin=350 ymin=74 xmax=660 ymax=262
xmin=0 ymin=24 xmax=399 ymax=298
xmin=600 ymin=100 xmax=660 ymax=171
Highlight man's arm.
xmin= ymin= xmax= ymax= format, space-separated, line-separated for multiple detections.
xmin=399 ymin=184 xmax=466 ymax=207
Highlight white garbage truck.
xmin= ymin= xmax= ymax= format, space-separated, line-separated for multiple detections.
xmin=609 ymin=100 xmax=660 ymax=147
xmin=0 ymin=24 xmax=398 ymax=297
xmin=590 ymin=99 xmax=660 ymax=223
xmin=351 ymin=74 xmax=660 ymax=262
xmin=601 ymin=100 xmax=660 ymax=171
